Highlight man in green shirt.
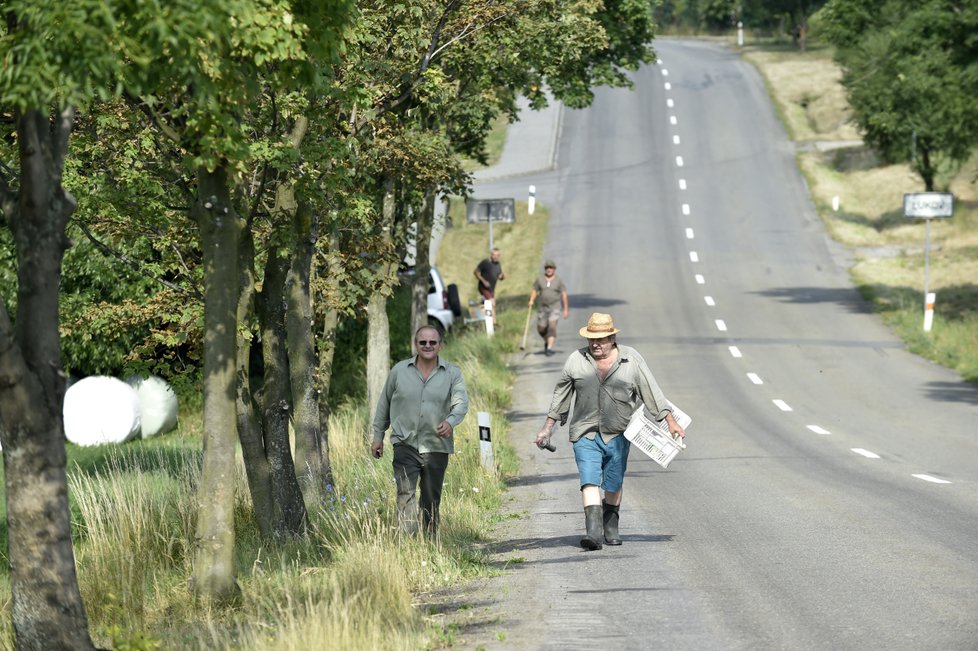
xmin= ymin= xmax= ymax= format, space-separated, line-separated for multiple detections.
xmin=372 ymin=325 xmax=469 ymax=536
xmin=533 ymin=313 xmax=686 ymax=550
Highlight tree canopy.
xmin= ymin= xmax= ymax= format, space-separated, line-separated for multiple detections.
xmin=819 ymin=0 xmax=978 ymax=190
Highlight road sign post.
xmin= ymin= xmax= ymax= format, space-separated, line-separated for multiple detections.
xmin=466 ymin=198 xmax=515 ymax=250
xmin=903 ymin=192 xmax=953 ymax=332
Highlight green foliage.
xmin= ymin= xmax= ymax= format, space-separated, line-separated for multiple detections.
xmin=820 ymin=0 xmax=978 ymax=189
xmin=0 ymin=1 xmax=139 ymax=111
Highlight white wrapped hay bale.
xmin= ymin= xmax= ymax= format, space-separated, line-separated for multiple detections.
xmin=128 ymin=376 xmax=179 ymax=438
xmin=63 ymin=376 xmax=142 ymax=446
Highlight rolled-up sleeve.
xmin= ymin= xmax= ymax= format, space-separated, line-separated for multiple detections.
xmin=446 ymin=367 xmax=469 ymax=428
xmin=635 ymin=358 xmax=671 ymax=422
xmin=547 ymin=364 xmax=575 ymax=425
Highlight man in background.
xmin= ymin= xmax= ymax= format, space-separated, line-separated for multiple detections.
xmin=474 ymin=247 xmax=505 ymax=326
xmin=528 ymin=259 xmax=569 ymax=355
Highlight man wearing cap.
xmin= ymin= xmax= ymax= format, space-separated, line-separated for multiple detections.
xmin=528 ymin=260 xmax=569 ymax=355
xmin=533 ymin=313 xmax=686 ymax=550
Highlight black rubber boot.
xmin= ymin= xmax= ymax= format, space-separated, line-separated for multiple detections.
xmin=602 ymin=502 xmax=622 ymax=546
xmin=580 ymin=505 xmax=603 ymax=551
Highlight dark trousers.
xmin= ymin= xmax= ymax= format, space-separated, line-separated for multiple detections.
xmin=392 ymin=444 xmax=450 ymax=536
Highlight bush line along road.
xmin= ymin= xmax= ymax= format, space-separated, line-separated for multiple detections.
xmin=464 ymin=39 xmax=978 ymax=650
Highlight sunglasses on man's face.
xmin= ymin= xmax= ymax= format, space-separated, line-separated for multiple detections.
xmin=417 ymin=340 xmax=440 ymax=347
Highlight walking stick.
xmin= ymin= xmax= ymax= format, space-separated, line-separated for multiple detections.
xmin=519 ymin=304 xmax=533 ymax=350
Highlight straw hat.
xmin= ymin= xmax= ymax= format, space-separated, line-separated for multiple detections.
xmin=579 ymin=313 xmax=620 ymax=338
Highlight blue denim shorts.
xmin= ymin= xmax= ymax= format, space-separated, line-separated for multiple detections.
xmin=573 ymin=434 xmax=631 ymax=492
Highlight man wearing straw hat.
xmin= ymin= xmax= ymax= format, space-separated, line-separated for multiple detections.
xmin=528 ymin=259 xmax=569 ymax=355
xmin=533 ymin=313 xmax=686 ymax=550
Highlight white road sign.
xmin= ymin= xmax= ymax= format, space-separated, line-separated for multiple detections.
xmin=904 ymin=192 xmax=953 ymax=218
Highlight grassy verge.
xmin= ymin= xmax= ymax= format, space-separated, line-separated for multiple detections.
xmin=740 ymin=42 xmax=978 ymax=387
xmin=0 ymin=204 xmax=548 ymax=649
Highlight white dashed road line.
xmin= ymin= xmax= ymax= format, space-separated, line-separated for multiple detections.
xmin=660 ymin=63 xmax=951 ymax=488
xmin=912 ymin=474 xmax=951 ymax=484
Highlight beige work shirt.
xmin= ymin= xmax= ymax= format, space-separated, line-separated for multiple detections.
xmin=547 ymin=344 xmax=672 ymax=443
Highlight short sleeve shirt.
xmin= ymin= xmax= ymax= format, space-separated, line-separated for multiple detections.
xmin=476 ymin=258 xmax=503 ymax=292
xmin=532 ymin=273 xmax=566 ymax=311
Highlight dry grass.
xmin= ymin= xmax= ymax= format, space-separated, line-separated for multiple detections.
xmin=743 ymin=47 xmax=861 ymax=142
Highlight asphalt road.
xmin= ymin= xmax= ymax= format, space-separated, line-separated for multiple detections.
xmin=465 ymin=39 xmax=978 ymax=650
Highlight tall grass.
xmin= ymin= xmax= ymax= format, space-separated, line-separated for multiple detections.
xmin=0 ymin=300 xmax=533 ymax=651
xmin=68 ymin=449 xmax=199 ymax=627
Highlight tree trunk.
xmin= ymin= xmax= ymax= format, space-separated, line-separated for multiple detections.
xmin=314 ymin=235 xmax=343 ymax=491
xmin=921 ymin=148 xmax=935 ymax=192
xmin=287 ymin=202 xmax=330 ymax=512
xmin=366 ymin=177 xmax=397 ymax=429
xmin=260 ymin=239 xmax=307 ymax=538
xmin=0 ymin=107 xmax=97 ymax=650
xmin=190 ymin=164 xmax=242 ymax=603
xmin=411 ymin=191 xmax=436 ymax=338
xmin=234 ymin=226 xmax=275 ymax=539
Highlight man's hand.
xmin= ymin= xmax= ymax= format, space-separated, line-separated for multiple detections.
xmin=533 ymin=429 xmax=553 ymax=449
xmin=370 ymin=441 xmax=384 ymax=458
xmin=665 ymin=414 xmax=686 ymax=439
xmin=436 ymin=421 xmax=454 ymax=438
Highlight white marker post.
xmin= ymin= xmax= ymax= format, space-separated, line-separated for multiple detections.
xmin=923 ymin=292 xmax=936 ymax=332
xmin=477 ymin=411 xmax=494 ymax=471
xmin=528 ymin=185 xmax=536 ymax=215
xmin=903 ymin=193 xmax=953 ymax=332
xmin=737 ymin=21 xmax=744 ymax=47
xmin=484 ymin=299 xmax=494 ymax=337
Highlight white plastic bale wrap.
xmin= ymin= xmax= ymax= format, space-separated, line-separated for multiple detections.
xmin=63 ymin=376 xmax=142 ymax=446
xmin=129 ymin=376 xmax=179 ymax=438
